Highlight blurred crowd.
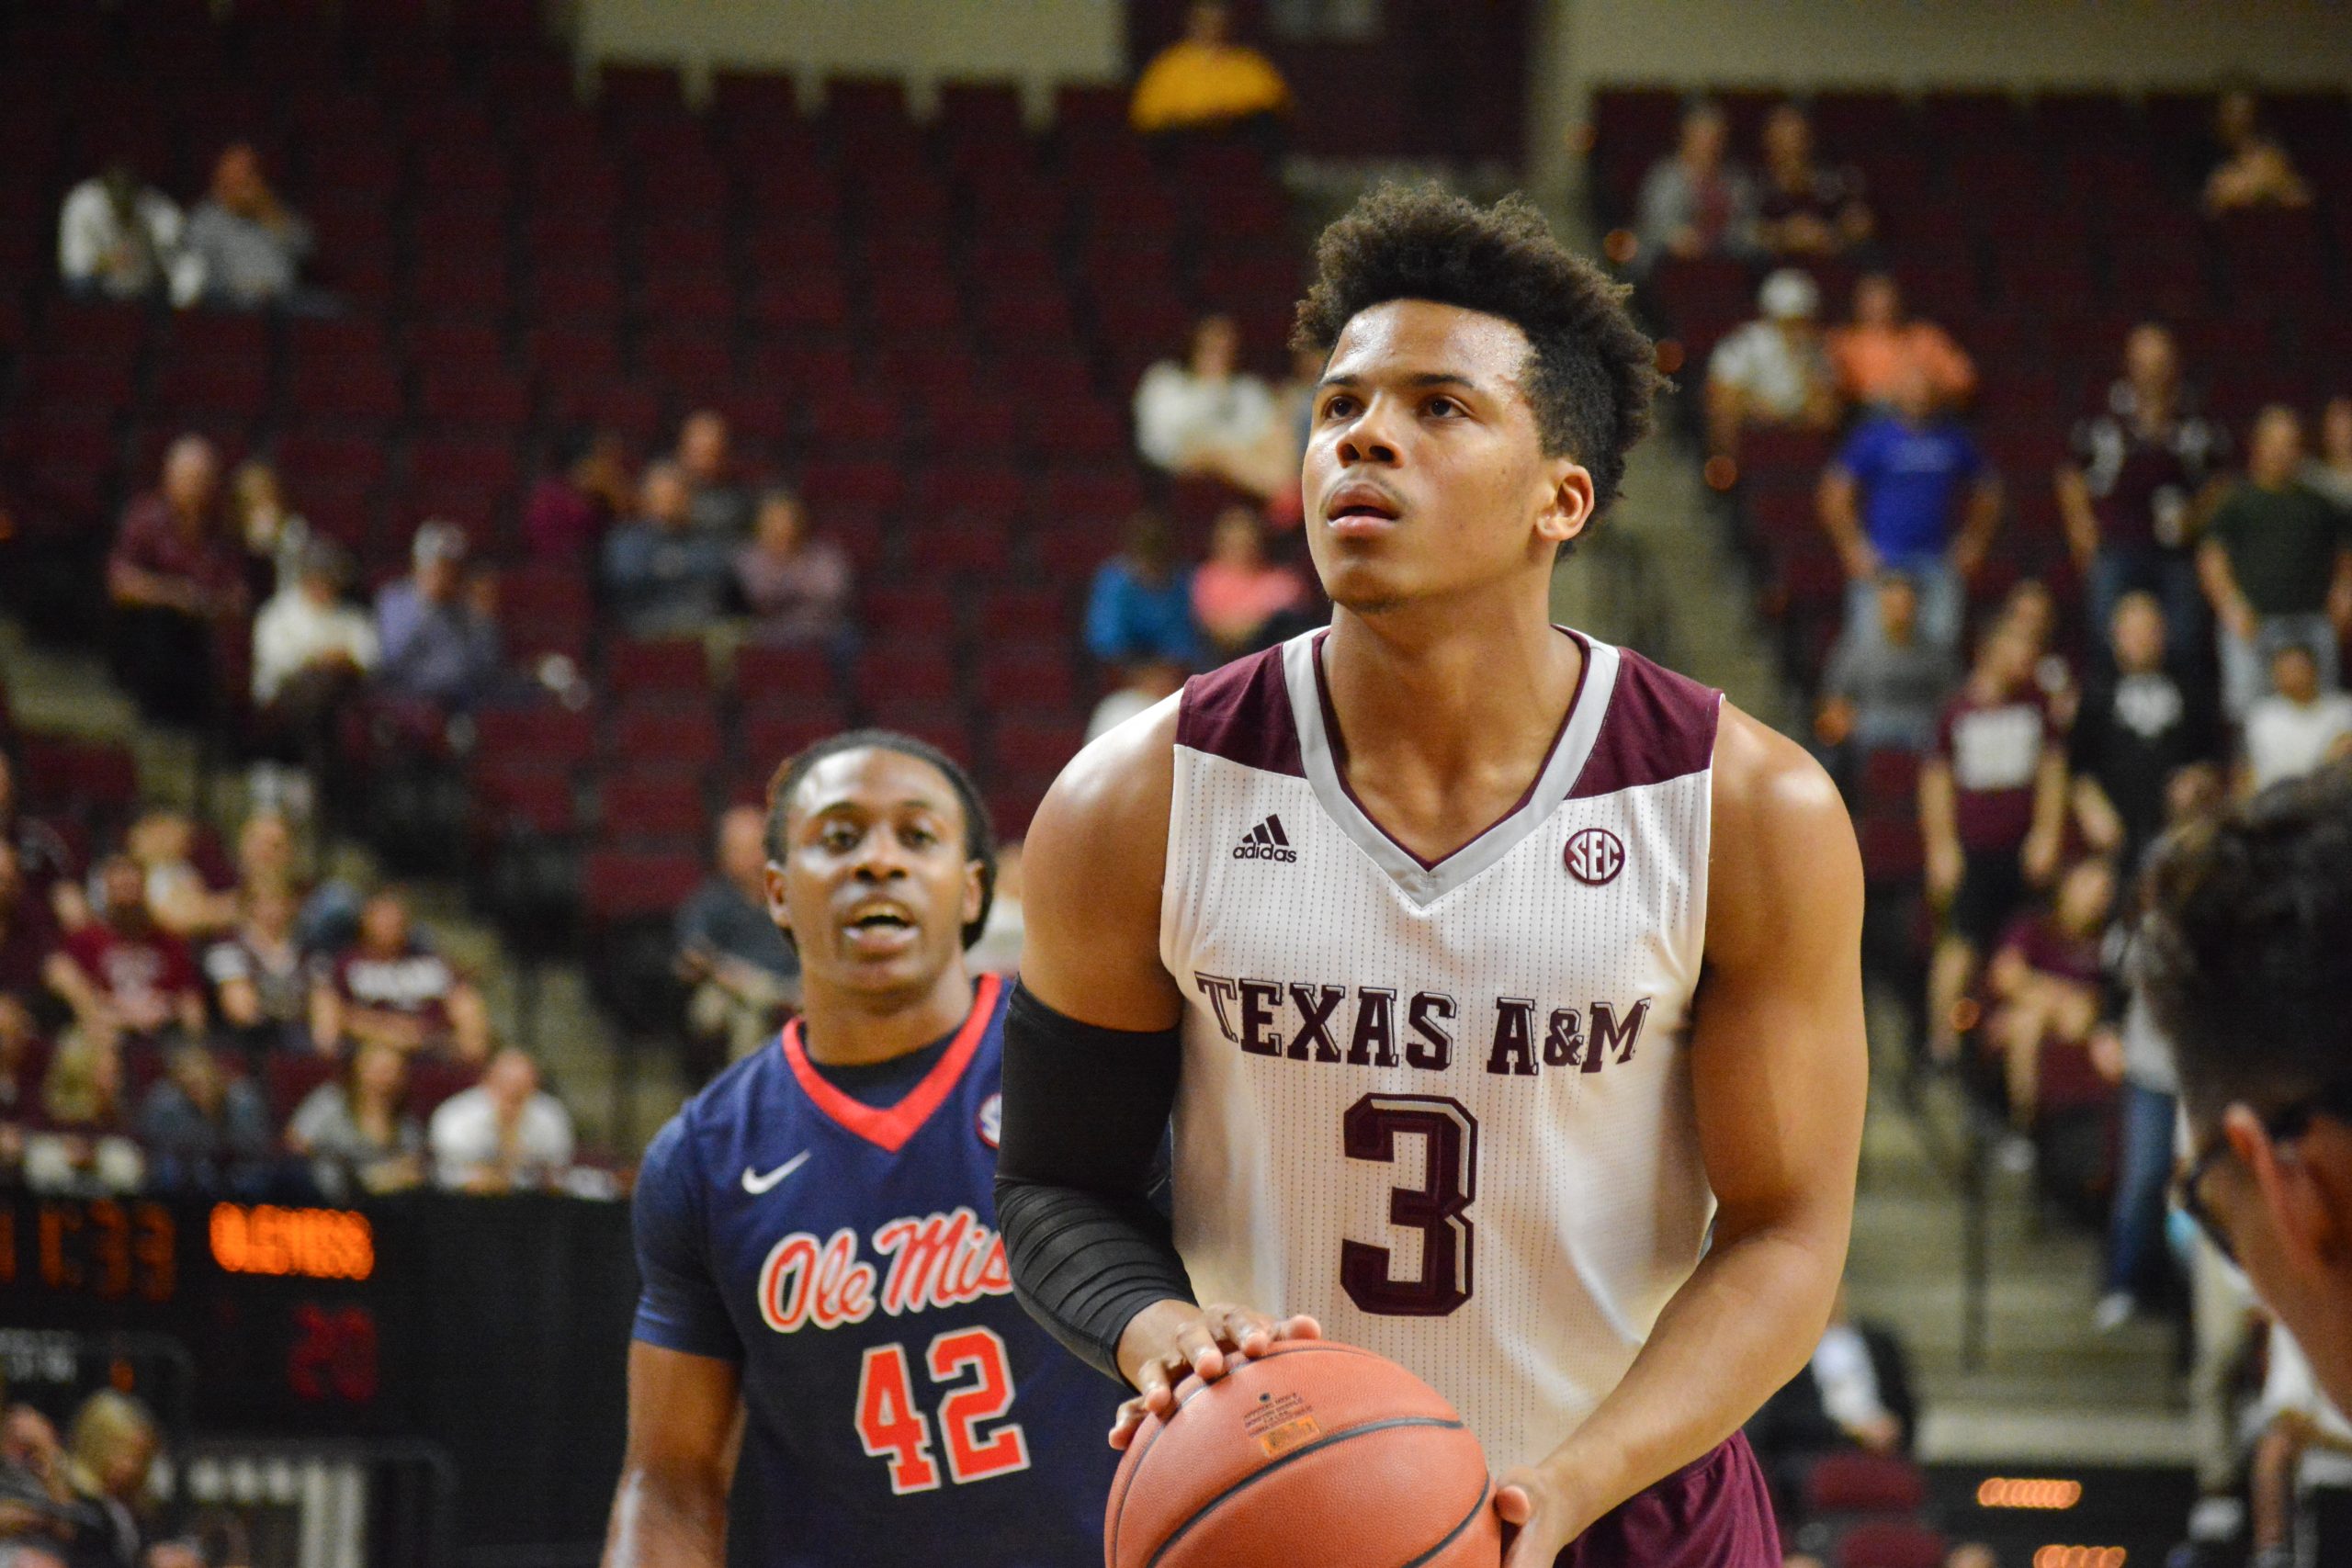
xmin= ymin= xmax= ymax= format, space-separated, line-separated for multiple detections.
xmin=2 ymin=1375 xmax=217 ymax=1568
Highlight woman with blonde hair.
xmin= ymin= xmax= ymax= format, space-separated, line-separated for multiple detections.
xmin=62 ymin=1390 xmax=163 ymax=1567
xmin=24 ymin=1036 xmax=142 ymax=1195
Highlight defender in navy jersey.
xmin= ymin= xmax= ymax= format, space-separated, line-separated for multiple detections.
xmin=605 ymin=733 xmax=1121 ymax=1568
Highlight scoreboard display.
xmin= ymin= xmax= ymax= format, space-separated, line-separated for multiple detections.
xmin=0 ymin=1193 xmax=639 ymax=1551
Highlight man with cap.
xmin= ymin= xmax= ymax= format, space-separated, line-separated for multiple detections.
xmin=1820 ymin=365 xmax=2000 ymax=654
xmin=1705 ymin=267 xmax=1842 ymax=460
xmin=374 ymin=520 xmax=502 ymax=717
xmin=253 ymin=537 xmax=379 ymax=791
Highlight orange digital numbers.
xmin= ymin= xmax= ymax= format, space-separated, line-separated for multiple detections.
xmin=209 ymin=1204 xmax=375 ymax=1281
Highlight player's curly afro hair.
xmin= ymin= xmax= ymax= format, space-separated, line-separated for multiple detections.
xmin=1292 ymin=183 xmax=1663 ymax=516
xmin=764 ymin=729 xmax=997 ymax=951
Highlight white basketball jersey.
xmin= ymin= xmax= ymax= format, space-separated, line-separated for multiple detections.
xmin=1159 ymin=627 xmax=1721 ymax=1474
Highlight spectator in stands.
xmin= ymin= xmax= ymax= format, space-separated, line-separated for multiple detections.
xmin=1192 ymin=504 xmax=1309 ymax=659
xmin=1920 ymin=621 xmax=2067 ymax=1062
xmin=43 ymin=856 xmax=205 ymax=1053
xmin=1134 ymin=314 xmax=1285 ymax=495
xmin=205 ymin=882 xmax=308 ymax=1054
xmin=1088 ymin=659 xmax=1186 ymax=744
xmin=124 ymin=808 xmax=237 ymax=942
xmin=1634 ymin=97 xmax=1756 ymax=274
xmin=1752 ymin=102 xmax=1874 ymax=262
xmin=0 ymin=750 xmax=84 ymax=930
xmin=138 ymin=1042 xmax=273 ymax=1195
xmin=523 ymin=427 xmax=630 ymax=561
xmin=25 ymin=1034 xmax=141 ymax=1195
xmin=183 ymin=141 xmax=314 ymax=310
xmin=286 ymin=1040 xmax=426 ymax=1199
xmin=2060 ymin=322 xmax=2228 ymax=672
xmin=2203 ymin=87 xmax=2312 ymax=215
xmin=1705 ymin=268 xmax=1839 ymax=459
xmin=2302 ymin=391 xmax=2352 ymax=511
xmin=2199 ymin=404 xmax=2352 ymax=716
xmin=226 ymin=459 xmax=308 ymax=605
xmin=252 ymin=537 xmax=377 ymax=771
xmin=1814 ymin=570 xmax=1962 ymax=782
xmin=2071 ymin=593 xmax=2219 ymax=874
xmin=603 ymin=461 xmax=733 ymax=639
xmin=58 ymin=1393 xmax=161 ymax=1568
xmin=2241 ymin=644 xmax=2352 ymax=794
xmin=374 ymin=520 xmax=502 ymax=716
xmin=1129 ymin=1 xmax=1291 ymax=137
xmin=676 ymin=806 xmax=799 ymax=1071
xmin=1826 ymin=273 xmax=1974 ymax=412
xmin=1085 ymin=512 xmax=1205 ymax=669
xmin=1821 ymin=367 xmax=1998 ymax=653
xmin=2247 ymin=1325 xmax=2352 ymax=1568
xmin=56 ymin=161 xmax=188 ymax=304
xmin=310 ymin=888 xmax=492 ymax=1063
xmin=1745 ymin=1283 xmax=1916 ymax=1518
xmin=734 ymin=488 xmax=854 ymax=649
xmin=1984 ymin=856 xmax=2117 ymax=1148
xmin=674 ymin=410 xmax=753 ymax=539
xmin=0 ymin=844 xmax=57 ymax=1178
xmin=106 ymin=434 xmax=249 ymax=731
xmin=428 ymin=1045 xmax=574 ymax=1192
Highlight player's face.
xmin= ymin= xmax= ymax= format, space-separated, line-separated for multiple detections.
xmin=769 ymin=749 xmax=983 ymax=998
xmin=1303 ymin=299 xmax=1589 ymax=616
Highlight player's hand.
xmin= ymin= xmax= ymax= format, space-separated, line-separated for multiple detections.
xmin=1494 ymin=1464 xmax=1594 ymax=1568
xmin=1108 ymin=1300 xmax=1321 ymax=1450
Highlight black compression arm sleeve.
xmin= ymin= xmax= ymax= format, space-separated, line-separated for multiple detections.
xmin=993 ymin=982 xmax=1194 ymax=1385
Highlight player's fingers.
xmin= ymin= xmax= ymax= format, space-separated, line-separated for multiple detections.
xmin=1174 ymin=1319 xmax=1228 ymax=1381
xmin=1275 ymin=1314 xmax=1323 ymax=1342
xmin=1107 ymin=1396 xmax=1150 ymax=1450
xmin=1219 ymin=1305 xmax=1276 ymax=1357
xmin=1493 ymin=1484 xmax=1534 ymax=1527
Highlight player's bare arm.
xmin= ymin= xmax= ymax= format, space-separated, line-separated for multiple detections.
xmin=602 ymin=1343 xmax=741 ymax=1568
xmin=1003 ymin=701 xmax=1317 ymax=1447
xmin=1496 ymin=705 xmax=1866 ymax=1564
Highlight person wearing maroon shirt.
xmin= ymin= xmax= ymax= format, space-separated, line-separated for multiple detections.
xmin=41 ymin=856 xmax=206 ymax=1051
xmin=1919 ymin=619 xmax=2069 ymax=1063
xmin=2057 ymin=324 xmax=2229 ymax=673
xmin=0 ymin=745 xmax=85 ymax=929
xmin=309 ymin=888 xmax=491 ymax=1063
xmin=106 ymin=434 xmax=251 ymax=730
xmin=522 ymin=426 xmax=630 ymax=562
xmin=1984 ymin=856 xmax=2118 ymax=1138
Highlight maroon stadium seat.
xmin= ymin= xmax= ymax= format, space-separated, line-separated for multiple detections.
xmin=599 ymin=772 xmax=710 ymax=847
xmin=473 ymin=705 xmax=598 ymax=772
xmin=1803 ymin=1451 xmax=1928 ymax=1519
xmin=605 ymin=638 xmax=714 ymax=705
xmin=1835 ymin=1520 xmax=1947 ymax=1568
xmin=609 ymin=707 xmax=724 ymax=771
xmin=580 ymin=846 xmax=707 ymax=926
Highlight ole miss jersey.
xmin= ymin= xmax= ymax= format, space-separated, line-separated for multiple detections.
xmin=631 ymin=974 xmax=1122 ymax=1567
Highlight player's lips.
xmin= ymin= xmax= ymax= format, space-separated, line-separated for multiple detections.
xmin=1320 ymin=480 xmax=1403 ymax=537
xmin=840 ymin=898 xmax=921 ymax=953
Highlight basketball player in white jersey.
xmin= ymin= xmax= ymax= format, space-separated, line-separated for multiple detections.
xmin=995 ymin=186 xmax=1867 ymax=1567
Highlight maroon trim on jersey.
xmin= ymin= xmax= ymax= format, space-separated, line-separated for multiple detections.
xmin=1566 ymin=645 xmax=1720 ymax=799
xmin=778 ymin=973 xmax=1003 ymax=1153
xmin=1175 ymin=646 xmax=1305 ymax=776
xmin=1312 ymin=630 xmax=1592 ymax=872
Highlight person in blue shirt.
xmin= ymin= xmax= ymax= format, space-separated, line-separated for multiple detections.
xmin=1083 ymin=510 xmax=1205 ymax=668
xmin=607 ymin=730 xmax=1122 ymax=1568
xmin=1819 ymin=367 xmax=2001 ymax=653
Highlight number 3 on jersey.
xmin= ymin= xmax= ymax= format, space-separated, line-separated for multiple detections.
xmin=854 ymin=1328 xmax=1032 ymax=1495
xmin=1340 ymin=1094 xmax=1479 ymax=1317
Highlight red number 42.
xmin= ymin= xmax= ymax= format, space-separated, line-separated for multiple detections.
xmin=854 ymin=1328 xmax=1031 ymax=1495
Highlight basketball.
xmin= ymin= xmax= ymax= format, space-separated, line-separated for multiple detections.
xmin=1104 ymin=1341 xmax=1502 ymax=1568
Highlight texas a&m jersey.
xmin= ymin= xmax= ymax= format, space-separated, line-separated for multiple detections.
xmin=631 ymin=975 xmax=1122 ymax=1567
xmin=1159 ymin=628 xmax=1721 ymax=1475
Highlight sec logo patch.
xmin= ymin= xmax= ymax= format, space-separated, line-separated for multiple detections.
xmin=977 ymin=1092 xmax=1002 ymax=1149
xmin=1565 ymin=827 xmax=1624 ymax=886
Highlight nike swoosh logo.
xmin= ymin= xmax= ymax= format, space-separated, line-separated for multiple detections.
xmin=741 ymin=1151 xmax=811 ymax=1194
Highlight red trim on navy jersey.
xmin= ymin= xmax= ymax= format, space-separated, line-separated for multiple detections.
xmin=779 ymin=972 xmax=1004 ymax=1154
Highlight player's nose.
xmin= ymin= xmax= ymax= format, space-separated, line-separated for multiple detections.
xmin=1334 ymin=398 xmax=1402 ymax=467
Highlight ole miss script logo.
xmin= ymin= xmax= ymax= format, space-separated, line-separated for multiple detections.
xmin=1565 ymin=827 xmax=1624 ymax=886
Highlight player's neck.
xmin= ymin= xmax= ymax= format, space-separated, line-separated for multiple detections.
xmin=797 ymin=964 xmax=976 ymax=1067
xmin=1321 ymin=592 xmax=1584 ymax=789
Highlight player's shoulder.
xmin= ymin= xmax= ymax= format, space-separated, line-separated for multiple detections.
xmin=1565 ymin=637 xmax=1720 ymax=799
xmin=653 ymin=1037 xmax=791 ymax=1162
xmin=1704 ymin=699 xmax=1860 ymax=954
xmin=1709 ymin=698 xmax=1847 ymax=837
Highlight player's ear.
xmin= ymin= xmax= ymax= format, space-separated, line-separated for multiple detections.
xmin=763 ymin=859 xmax=795 ymax=938
xmin=2227 ymin=1104 xmax=2343 ymax=1275
xmin=960 ymin=858 xmax=986 ymax=929
xmin=1533 ymin=458 xmax=1594 ymax=553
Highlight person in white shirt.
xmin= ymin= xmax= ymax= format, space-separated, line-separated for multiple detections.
xmin=252 ymin=539 xmax=377 ymax=794
xmin=1705 ymin=267 xmax=1841 ymax=457
xmin=1132 ymin=312 xmax=1286 ymax=496
xmin=58 ymin=163 xmax=195 ymax=302
xmin=2243 ymin=643 xmax=2352 ymax=794
xmin=429 ymin=1046 xmax=575 ymax=1192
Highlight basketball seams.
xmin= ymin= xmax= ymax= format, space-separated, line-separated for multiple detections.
xmin=1108 ymin=1341 xmax=1374 ymax=1567
xmin=1396 ymin=1479 xmax=1492 ymax=1568
xmin=1137 ymin=1416 xmax=1473 ymax=1568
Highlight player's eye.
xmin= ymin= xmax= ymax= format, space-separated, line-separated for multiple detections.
xmin=1319 ymin=393 xmax=1358 ymax=421
xmin=901 ymin=825 xmax=937 ymax=849
xmin=821 ymin=824 xmax=860 ymax=852
xmin=1425 ymin=396 xmax=1463 ymax=418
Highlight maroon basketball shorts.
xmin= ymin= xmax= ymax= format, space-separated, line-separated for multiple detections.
xmin=1554 ymin=1431 xmax=1781 ymax=1568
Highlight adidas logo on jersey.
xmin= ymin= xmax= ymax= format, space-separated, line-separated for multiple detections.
xmin=1232 ymin=815 xmax=1297 ymax=863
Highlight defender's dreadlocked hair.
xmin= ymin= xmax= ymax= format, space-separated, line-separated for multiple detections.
xmin=763 ymin=729 xmax=997 ymax=950
xmin=1293 ymin=183 xmax=1663 ymax=517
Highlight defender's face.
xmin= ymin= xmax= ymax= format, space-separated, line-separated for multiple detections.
xmin=1303 ymin=299 xmax=1588 ymax=615
xmin=769 ymin=748 xmax=982 ymax=998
